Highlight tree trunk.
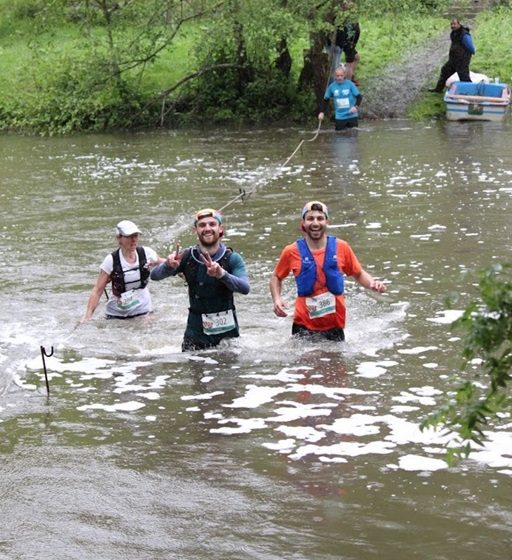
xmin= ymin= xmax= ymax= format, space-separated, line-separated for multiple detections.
xmin=298 ymin=31 xmax=329 ymax=107
xmin=275 ymin=37 xmax=292 ymax=78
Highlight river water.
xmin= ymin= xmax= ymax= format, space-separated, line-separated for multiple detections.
xmin=1 ymin=120 xmax=511 ymax=559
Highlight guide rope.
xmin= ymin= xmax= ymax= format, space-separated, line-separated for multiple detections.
xmin=218 ymin=30 xmax=335 ymax=215
xmin=217 ymin=118 xmax=322 ymax=214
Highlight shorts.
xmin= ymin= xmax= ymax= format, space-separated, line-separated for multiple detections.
xmin=342 ymin=44 xmax=358 ymax=64
xmin=181 ymin=330 xmax=238 ymax=352
xmin=292 ymin=323 xmax=345 ymax=342
xmin=106 ymin=311 xmax=149 ymax=320
xmin=335 ymin=118 xmax=358 ymax=131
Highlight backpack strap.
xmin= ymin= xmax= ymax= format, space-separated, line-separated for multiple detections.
xmin=111 ymin=249 xmax=124 ymax=297
xmin=110 ymin=247 xmax=149 ymax=297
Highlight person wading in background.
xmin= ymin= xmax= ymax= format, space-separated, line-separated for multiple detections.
xmin=318 ymin=65 xmax=362 ymax=130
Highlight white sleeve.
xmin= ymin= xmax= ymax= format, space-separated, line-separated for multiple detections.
xmin=100 ymin=253 xmax=114 ymax=275
xmin=144 ymin=247 xmax=158 ymax=262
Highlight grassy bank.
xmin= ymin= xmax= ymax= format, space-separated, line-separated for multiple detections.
xmin=408 ymin=6 xmax=512 ymax=119
xmin=0 ymin=3 xmax=510 ymax=133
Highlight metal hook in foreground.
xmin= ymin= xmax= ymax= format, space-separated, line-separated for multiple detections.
xmin=40 ymin=345 xmax=54 ymax=397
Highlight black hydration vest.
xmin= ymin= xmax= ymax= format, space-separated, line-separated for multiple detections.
xmin=180 ymin=246 xmax=234 ymax=314
xmin=111 ymin=247 xmax=149 ymax=297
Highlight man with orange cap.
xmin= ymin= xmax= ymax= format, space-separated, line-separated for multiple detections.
xmin=270 ymin=201 xmax=386 ymax=341
xmin=151 ymin=208 xmax=250 ymax=351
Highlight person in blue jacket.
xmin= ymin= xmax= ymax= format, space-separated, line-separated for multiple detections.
xmin=150 ymin=208 xmax=250 ymax=351
xmin=429 ymin=18 xmax=476 ymax=93
xmin=318 ymin=65 xmax=362 ymax=130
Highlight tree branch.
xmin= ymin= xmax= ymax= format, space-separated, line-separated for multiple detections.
xmin=146 ymin=62 xmax=244 ymax=125
xmin=154 ymin=62 xmax=244 ymax=102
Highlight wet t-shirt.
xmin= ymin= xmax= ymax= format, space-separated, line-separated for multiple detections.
xmin=274 ymin=238 xmax=362 ymax=330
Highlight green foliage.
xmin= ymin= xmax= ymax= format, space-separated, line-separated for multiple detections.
xmin=0 ymin=52 xmax=153 ymax=134
xmin=1 ymin=0 xmax=512 ymax=130
xmin=421 ymin=264 xmax=512 ymax=462
xmin=472 ymin=7 xmax=512 ymax=83
xmin=357 ymin=0 xmax=450 ymax=16
xmin=407 ymin=93 xmax=445 ymax=120
xmin=188 ymin=0 xmax=301 ymax=123
xmin=357 ymin=14 xmax=445 ymax=80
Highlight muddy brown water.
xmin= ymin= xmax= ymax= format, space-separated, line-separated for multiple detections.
xmin=0 ymin=120 xmax=511 ymax=559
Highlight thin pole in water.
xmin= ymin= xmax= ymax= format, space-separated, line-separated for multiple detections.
xmin=40 ymin=345 xmax=53 ymax=397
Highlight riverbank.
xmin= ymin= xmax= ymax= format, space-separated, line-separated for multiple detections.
xmin=0 ymin=2 xmax=511 ymax=133
xmin=362 ymin=3 xmax=512 ymax=119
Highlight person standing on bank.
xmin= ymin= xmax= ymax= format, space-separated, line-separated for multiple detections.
xmin=429 ymin=18 xmax=476 ymax=93
xmin=83 ymin=220 xmax=161 ymax=321
xmin=327 ymin=0 xmax=361 ymax=83
xmin=270 ymin=201 xmax=386 ymax=342
xmin=150 ymin=208 xmax=250 ymax=351
xmin=318 ymin=66 xmax=362 ymax=131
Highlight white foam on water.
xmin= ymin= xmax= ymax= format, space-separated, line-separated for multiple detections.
xmin=426 ymin=309 xmax=464 ymax=324
xmin=181 ymin=391 xmax=224 ymax=401
xmin=210 ymin=417 xmax=267 ymax=435
xmin=188 ymin=356 xmax=219 ymax=365
xmin=274 ymin=425 xmax=326 ymax=443
xmin=223 ymin=385 xmax=287 ymax=409
xmin=240 ymin=366 xmax=313 ymax=383
xmin=113 ymin=374 xmax=169 ymax=394
xmin=355 ymin=362 xmax=388 ymax=378
xmin=392 ymin=455 xmax=447 ymax=472
xmin=77 ymin=401 xmax=146 ymax=412
xmin=270 ymin=402 xmax=336 ymax=423
xmin=289 ymin=440 xmax=396 ymax=461
xmin=262 ymin=438 xmax=297 ymax=452
xmin=398 ymin=346 xmax=438 ymax=355
xmin=469 ymin=431 xmax=512 ymax=469
xmin=392 ymin=391 xmax=438 ymax=406
xmin=136 ymin=392 xmax=160 ymax=401
xmin=408 ymin=386 xmax=443 ymax=397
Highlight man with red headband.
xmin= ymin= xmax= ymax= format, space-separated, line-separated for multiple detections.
xmin=270 ymin=201 xmax=386 ymax=341
xmin=151 ymin=208 xmax=250 ymax=351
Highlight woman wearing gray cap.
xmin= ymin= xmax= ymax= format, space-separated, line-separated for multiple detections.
xmin=82 ymin=220 xmax=162 ymax=321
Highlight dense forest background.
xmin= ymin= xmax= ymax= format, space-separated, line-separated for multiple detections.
xmin=0 ymin=0 xmax=511 ymax=133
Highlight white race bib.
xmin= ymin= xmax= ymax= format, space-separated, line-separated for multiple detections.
xmin=202 ymin=310 xmax=236 ymax=335
xmin=305 ymin=292 xmax=336 ymax=319
xmin=119 ymin=289 xmax=139 ymax=309
xmin=336 ymin=98 xmax=350 ymax=109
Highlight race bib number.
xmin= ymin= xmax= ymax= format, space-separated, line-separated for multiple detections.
xmin=202 ymin=310 xmax=236 ymax=335
xmin=336 ymin=97 xmax=350 ymax=109
xmin=305 ymin=292 xmax=336 ymax=319
xmin=119 ymin=289 xmax=139 ymax=309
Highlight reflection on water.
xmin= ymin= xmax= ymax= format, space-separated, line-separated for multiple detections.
xmin=1 ymin=121 xmax=511 ymax=559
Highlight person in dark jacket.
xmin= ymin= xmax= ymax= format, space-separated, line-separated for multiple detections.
xmin=429 ymin=18 xmax=476 ymax=93
xmin=326 ymin=0 xmax=361 ymax=83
